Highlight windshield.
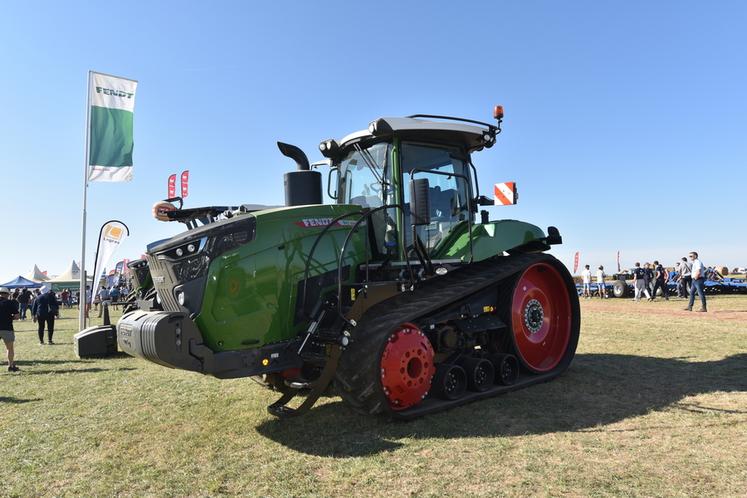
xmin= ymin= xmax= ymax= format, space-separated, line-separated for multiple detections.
xmin=338 ymin=142 xmax=391 ymax=208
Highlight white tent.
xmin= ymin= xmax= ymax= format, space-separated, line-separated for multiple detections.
xmin=49 ymin=260 xmax=89 ymax=291
xmin=24 ymin=264 xmax=50 ymax=282
xmin=51 ymin=260 xmax=80 ymax=281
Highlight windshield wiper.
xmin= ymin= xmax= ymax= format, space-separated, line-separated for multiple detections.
xmin=354 ymin=143 xmax=385 ymax=186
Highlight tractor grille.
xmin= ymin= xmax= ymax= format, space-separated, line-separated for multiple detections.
xmin=146 ymin=254 xmax=182 ymax=312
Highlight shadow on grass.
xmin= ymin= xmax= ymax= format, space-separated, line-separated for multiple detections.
xmin=19 ymin=367 xmax=136 ymax=376
xmin=0 ymin=397 xmax=42 ymax=404
xmin=15 ymin=359 xmax=90 ymax=365
xmin=256 ymin=353 xmax=747 ymax=457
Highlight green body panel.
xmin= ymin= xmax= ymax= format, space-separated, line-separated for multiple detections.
xmin=195 ymin=204 xmax=366 ymax=352
xmin=432 ymin=219 xmax=547 ymax=261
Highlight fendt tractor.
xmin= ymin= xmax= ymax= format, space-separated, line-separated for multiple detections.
xmin=117 ymin=107 xmax=581 ymax=419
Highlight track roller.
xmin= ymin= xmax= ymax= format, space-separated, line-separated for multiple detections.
xmin=458 ymin=357 xmax=495 ymax=392
xmin=489 ymin=353 xmax=519 ymax=385
xmin=432 ymin=363 xmax=467 ymax=400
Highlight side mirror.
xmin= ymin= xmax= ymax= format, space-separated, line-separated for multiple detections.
xmin=409 ymin=178 xmax=431 ymax=225
xmin=327 ymin=166 xmax=339 ymax=200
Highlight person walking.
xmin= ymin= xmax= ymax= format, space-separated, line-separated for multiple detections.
xmin=0 ymin=287 xmax=20 ymax=372
xmin=678 ymin=256 xmax=692 ymax=299
xmin=685 ymin=251 xmax=707 ymax=312
xmin=632 ymin=262 xmax=651 ymax=301
xmin=17 ymin=287 xmax=31 ymax=320
xmin=596 ymin=265 xmax=607 ymax=298
xmin=32 ymin=286 xmax=59 ymax=345
xmin=581 ymin=265 xmax=592 ymax=298
xmin=643 ymin=263 xmax=654 ymax=299
xmin=651 ymin=260 xmax=670 ymax=301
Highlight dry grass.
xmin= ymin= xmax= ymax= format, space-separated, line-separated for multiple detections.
xmin=1 ymin=296 xmax=746 ymax=497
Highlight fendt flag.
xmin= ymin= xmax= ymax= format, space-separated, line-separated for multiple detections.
xmin=87 ymin=72 xmax=138 ymax=182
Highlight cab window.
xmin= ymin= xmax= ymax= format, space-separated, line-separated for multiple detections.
xmin=401 ymin=143 xmax=471 ymax=251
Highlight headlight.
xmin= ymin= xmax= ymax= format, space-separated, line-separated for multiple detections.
xmin=176 ymin=291 xmax=186 ymax=306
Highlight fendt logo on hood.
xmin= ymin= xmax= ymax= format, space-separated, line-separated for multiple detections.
xmin=295 ymin=218 xmax=357 ymax=228
xmin=96 ymin=87 xmax=134 ymax=99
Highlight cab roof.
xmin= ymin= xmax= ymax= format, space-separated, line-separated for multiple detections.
xmin=338 ymin=116 xmax=496 ymax=152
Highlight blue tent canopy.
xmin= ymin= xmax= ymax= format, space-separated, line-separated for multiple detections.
xmin=0 ymin=276 xmax=43 ymax=289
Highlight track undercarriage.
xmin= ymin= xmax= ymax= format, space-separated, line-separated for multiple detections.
xmin=267 ymin=252 xmax=580 ymax=419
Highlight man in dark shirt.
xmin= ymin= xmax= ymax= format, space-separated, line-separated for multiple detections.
xmin=651 ymin=260 xmax=670 ymax=301
xmin=17 ymin=287 xmax=32 ymax=320
xmin=0 ymin=287 xmax=20 ymax=371
xmin=32 ymin=286 xmax=59 ymax=345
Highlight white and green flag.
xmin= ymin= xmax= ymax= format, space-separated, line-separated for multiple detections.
xmin=87 ymin=72 xmax=138 ymax=182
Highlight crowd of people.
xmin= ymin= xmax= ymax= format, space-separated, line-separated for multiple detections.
xmin=0 ymin=282 xmax=132 ymax=372
xmin=580 ymin=251 xmax=710 ymax=312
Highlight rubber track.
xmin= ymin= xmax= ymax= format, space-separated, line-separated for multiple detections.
xmin=335 ymin=252 xmax=561 ymax=416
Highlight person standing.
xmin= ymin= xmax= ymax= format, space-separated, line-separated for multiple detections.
xmin=61 ymin=288 xmax=70 ymax=308
xmin=632 ymin=262 xmax=651 ymax=301
xmin=17 ymin=287 xmax=31 ymax=320
xmin=109 ymin=286 xmax=120 ymax=309
xmin=581 ymin=265 xmax=592 ymax=298
xmin=651 ymin=260 xmax=669 ymax=301
xmin=596 ymin=265 xmax=607 ymax=298
xmin=85 ymin=285 xmax=92 ymax=319
xmin=32 ymin=286 xmax=59 ymax=345
xmin=0 ymin=287 xmax=20 ymax=371
xmin=678 ymin=256 xmax=692 ymax=299
xmin=685 ymin=251 xmax=707 ymax=312
xmin=97 ymin=286 xmax=111 ymax=318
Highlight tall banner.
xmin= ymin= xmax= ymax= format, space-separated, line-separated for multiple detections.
xmin=616 ymin=251 xmax=621 ymax=272
xmin=573 ymin=251 xmax=580 ymax=274
xmin=180 ymin=170 xmax=190 ymax=198
xmin=92 ymin=220 xmax=129 ymax=298
xmin=87 ymin=72 xmax=138 ymax=182
xmin=167 ymin=173 xmax=177 ymax=197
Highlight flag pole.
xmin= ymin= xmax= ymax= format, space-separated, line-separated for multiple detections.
xmin=79 ymin=71 xmax=92 ymax=332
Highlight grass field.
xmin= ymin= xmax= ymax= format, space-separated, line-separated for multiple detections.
xmin=2 ymin=296 xmax=746 ymax=497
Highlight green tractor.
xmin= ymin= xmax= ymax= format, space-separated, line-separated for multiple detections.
xmin=117 ymin=107 xmax=580 ymax=418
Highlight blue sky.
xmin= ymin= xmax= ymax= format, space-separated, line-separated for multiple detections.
xmin=1 ymin=0 xmax=745 ymax=281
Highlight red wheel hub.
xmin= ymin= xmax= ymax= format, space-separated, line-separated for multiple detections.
xmin=380 ymin=323 xmax=435 ymax=411
xmin=511 ymin=262 xmax=572 ymax=372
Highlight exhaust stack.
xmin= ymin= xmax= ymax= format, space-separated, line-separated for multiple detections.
xmin=278 ymin=141 xmax=322 ymax=206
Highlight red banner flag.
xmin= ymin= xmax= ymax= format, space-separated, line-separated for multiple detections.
xmin=167 ymin=174 xmax=176 ymax=198
xmin=180 ymin=170 xmax=190 ymax=198
xmin=573 ymin=251 xmax=580 ymax=274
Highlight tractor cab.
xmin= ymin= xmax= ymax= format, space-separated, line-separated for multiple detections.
xmin=320 ymin=110 xmax=505 ymax=268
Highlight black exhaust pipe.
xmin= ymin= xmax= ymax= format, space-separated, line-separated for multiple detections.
xmin=278 ymin=141 xmax=322 ymax=206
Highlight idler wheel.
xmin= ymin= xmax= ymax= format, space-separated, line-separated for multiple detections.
xmin=380 ymin=323 xmax=435 ymax=411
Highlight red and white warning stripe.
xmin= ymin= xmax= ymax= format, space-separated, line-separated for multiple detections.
xmin=494 ymin=181 xmax=517 ymax=205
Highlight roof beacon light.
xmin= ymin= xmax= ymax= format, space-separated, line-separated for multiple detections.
xmin=493 ymin=105 xmax=504 ymax=120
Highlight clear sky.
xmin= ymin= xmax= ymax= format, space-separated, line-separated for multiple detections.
xmin=1 ymin=0 xmax=745 ymax=281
